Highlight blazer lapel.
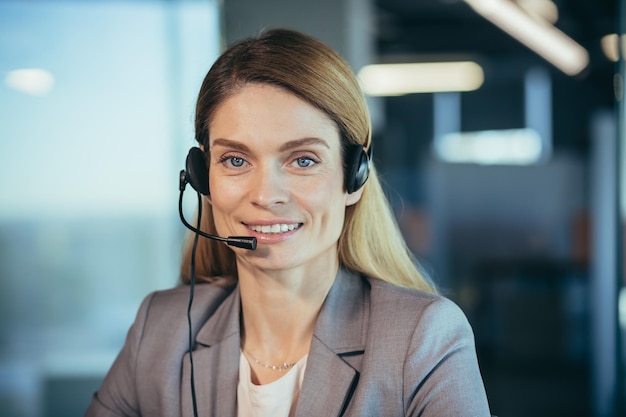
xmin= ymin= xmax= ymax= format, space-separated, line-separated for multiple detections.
xmin=181 ymin=285 xmax=242 ymax=417
xmin=181 ymin=270 xmax=370 ymax=417
xmin=294 ymin=269 xmax=370 ymax=417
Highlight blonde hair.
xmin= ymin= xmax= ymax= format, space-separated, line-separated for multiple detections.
xmin=181 ymin=29 xmax=435 ymax=294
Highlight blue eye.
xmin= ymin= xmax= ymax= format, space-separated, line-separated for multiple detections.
xmin=296 ymin=157 xmax=315 ymax=168
xmin=230 ymin=157 xmax=245 ymax=167
xmin=217 ymin=155 xmax=248 ymax=168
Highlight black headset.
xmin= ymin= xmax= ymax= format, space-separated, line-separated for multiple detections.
xmin=343 ymin=142 xmax=372 ymax=194
xmin=183 ymin=142 xmax=371 ymax=196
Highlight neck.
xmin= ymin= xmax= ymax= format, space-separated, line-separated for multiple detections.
xmin=237 ymin=262 xmax=338 ymax=361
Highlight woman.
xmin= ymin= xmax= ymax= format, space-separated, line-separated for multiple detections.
xmin=86 ymin=29 xmax=491 ymax=417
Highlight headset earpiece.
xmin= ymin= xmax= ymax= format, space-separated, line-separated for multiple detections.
xmin=184 ymin=147 xmax=210 ymax=195
xmin=344 ymin=143 xmax=371 ymax=194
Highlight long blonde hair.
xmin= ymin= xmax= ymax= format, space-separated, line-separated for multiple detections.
xmin=180 ymin=29 xmax=435 ymax=294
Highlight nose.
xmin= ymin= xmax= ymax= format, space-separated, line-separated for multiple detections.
xmin=249 ymin=164 xmax=289 ymax=208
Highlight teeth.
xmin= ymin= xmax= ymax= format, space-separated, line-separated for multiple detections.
xmin=249 ymin=223 xmax=299 ymax=234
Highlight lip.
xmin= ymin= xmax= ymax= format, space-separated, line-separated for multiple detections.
xmin=242 ymin=220 xmax=303 ymax=243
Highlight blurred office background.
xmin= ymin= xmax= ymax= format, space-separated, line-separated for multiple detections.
xmin=0 ymin=0 xmax=623 ymax=416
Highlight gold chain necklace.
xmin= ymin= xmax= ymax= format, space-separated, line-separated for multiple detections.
xmin=243 ymin=348 xmax=297 ymax=372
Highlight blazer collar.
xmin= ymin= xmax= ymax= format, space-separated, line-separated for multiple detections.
xmin=183 ymin=269 xmax=370 ymax=417
xmin=195 ymin=284 xmax=241 ymax=347
xmin=181 ymin=285 xmax=241 ymax=417
xmin=193 ymin=268 xmax=370 ymax=350
xmin=294 ymin=268 xmax=370 ymax=417
xmin=311 ymin=267 xmax=369 ymax=352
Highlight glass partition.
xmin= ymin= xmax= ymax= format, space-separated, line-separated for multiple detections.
xmin=0 ymin=2 xmax=220 ymax=416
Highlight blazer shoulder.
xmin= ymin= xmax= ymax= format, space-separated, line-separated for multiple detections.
xmin=368 ymin=277 xmax=443 ymax=310
xmin=135 ymin=281 xmax=237 ymax=339
xmin=146 ymin=281 xmax=236 ymax=309
xmin=367 ymin=277 xmax=471 ymax=331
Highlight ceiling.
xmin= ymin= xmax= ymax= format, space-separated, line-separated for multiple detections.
xmin=370 ymin=0 xmax=619 ymax=151
xmin=373 ymin=0 xmax=617 ymax=75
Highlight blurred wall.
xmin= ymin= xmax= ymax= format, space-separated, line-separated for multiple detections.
xmin=221 ymin=0 xmax=384 ymax=130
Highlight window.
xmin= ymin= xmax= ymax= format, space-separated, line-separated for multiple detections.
xmin=0 ymin=2 xmax=220 ymax=415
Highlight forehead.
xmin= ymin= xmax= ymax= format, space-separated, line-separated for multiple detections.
xmin=208 ymin=84 xmax=340 ymax=149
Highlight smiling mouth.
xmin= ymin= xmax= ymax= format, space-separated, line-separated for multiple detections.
xmin=247 ymin=223 xmax=301 ymax=234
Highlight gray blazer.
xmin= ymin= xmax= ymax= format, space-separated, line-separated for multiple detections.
xmin=86 ymin=269 xmax=491 ymax=416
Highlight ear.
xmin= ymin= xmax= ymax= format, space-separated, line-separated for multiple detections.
xmin=345 ymin=185 xmax=364 ymax=207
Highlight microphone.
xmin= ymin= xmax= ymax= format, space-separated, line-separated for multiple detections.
xmin=178 ymin=169 xmax=257 ymax=250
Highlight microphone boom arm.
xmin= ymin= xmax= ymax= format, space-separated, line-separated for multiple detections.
xmin=178 ymin=188 xmax=257 ymax=250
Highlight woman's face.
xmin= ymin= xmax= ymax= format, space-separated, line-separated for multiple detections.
xmin=207 ymin=83 xmax=362 ymax=273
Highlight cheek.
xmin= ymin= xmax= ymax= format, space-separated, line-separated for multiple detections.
xmin=296 ymin=176 xmax=348 ymax=218
xmin=209 ymin=176 xmax=246 ymax=202
xmin=207 ymin=180 xmax=242 ymax=226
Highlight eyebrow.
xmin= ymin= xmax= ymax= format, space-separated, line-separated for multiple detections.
xmin=210 ymin=137 xmax=330 ymax=152
xmin=210 ymin=138 xmax=250 ymax=152
xmin=279 ymin=137 xmax=330 ymax=152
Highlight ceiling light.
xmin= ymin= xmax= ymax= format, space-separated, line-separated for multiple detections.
xmin=435 ymin=128 xmax=543 ymax=165
xmin=516 ymin=0 xmax=558 ymax=24
xmin=5 ymin=68 xmax=55 ymax=96
xmin=357 ymin=61 xmax=484 ymax=96
xmin=600 ymin=33 xmax=626 ymax=63
xmin=464 ymin=0 xmax=589 ymax=76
